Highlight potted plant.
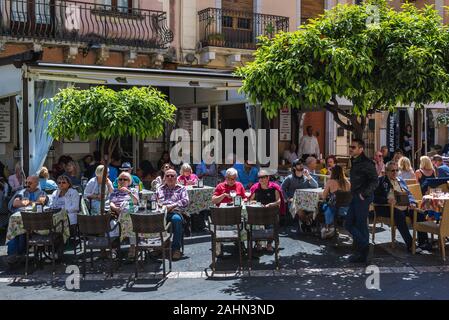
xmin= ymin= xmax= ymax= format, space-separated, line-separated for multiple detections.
xmin=207 ymin=33 xmax=225 ymax=47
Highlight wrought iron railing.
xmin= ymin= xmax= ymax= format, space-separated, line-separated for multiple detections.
xmin=198 ymin=7 xmax=289 ymax=50
xmin=0 ymin=0 xmax=173 ymax=49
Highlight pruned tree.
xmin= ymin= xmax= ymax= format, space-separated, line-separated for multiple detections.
xmin=44 ymin=86 xmax=176 ymax=214
xmin=237 ymin=0 xmax=449 ymax=139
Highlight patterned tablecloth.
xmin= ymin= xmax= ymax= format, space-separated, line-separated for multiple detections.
xmin=140 ymin=186 xmax=214 ymax=216
xmin=290 ymin=188 xmax=324 ymax=219
xmin=185 ymin=186 xmax=215 ymax=216
xmin=6 ymin=209 xmax=71 ymax=244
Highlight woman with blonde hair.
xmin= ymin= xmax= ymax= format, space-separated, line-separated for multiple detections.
xmin=38 ymin=166 xmax=57 ymax=191
xmin=415 ymin=156 xmax=436 ymax=193
xmin=8 ymin=162 xmax=24 ymax=192
xmin=177 ymin=163 xmax=199 ymax=186
xmin=398 ymin=157 xmax=416 ymax=181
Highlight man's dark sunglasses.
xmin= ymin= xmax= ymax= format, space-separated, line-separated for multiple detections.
xmin=388 ymin=169 xmax=399 ymax=172
xmin=118 ymin=178 xmax=129 ymax=181
xmin=258 ymin=175 xmax=269 ymax=179
xmin=349 ymin=146 xmax=357 ymax=150
xmin=165 ymin=174 xmax=176 ymax=178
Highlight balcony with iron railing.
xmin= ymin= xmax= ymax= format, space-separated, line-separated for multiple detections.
xmin=198 ymin=8 xmax=289 ymax=50
xmin=0 ymin=0 xmax=174 ymax=49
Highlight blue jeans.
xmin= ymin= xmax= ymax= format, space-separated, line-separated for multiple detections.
xmin=323 ymin=204 xmax=348 ymax=225
xmin=7 ymin=234 xmax=26 ymax=256
xmin=167 ymin=212 xmax=183 ymax=251
xmin=345 ymin=194 xmax=373 ymax=252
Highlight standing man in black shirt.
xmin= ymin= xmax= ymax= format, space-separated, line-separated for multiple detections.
xmin=345 ymin=139 xmax=378 ymax=263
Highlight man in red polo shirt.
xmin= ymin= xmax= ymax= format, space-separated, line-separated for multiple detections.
xmin=212 ymin=168 xmax=247 ymax=205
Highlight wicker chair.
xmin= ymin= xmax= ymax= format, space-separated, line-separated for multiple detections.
xmin=130 ymin=213 xmax=172 ymax=278
xmin=77 ymin=214 xmax=121 ymax=278
xmin=208 ymin=206 xmax=243 ymax=272
xmin=245 ymin=206 xmax=280 ymax=270
xmin=21 ymin=211 xmax=64 ymax=276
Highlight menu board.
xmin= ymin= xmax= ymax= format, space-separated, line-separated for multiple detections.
xmin=0 ymin=103 xmax=10 ymax=143
xmin=178 ymin=108 xmax=198 ymax=141
xmin=279 ymin=107 xmax=291 ymax=141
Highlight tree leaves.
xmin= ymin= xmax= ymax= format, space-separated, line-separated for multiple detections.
xmin=44 ymin=86 xmax=176 ymax=143
xmin=236 ymin=0 xmax=449 ymax=126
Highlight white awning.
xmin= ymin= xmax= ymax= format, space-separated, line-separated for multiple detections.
xmin=0 ymin=64 xmax=21 ymax=99
xmin=26 ymin=63 xmax=243 ymax=89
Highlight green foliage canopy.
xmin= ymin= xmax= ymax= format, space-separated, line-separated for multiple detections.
xmin=44 ymin=85 xmax=176 ymax=142
xmin=236 ymin=0 xmax=449 ymax=137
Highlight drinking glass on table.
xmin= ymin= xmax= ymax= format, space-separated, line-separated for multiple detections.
xmin=229 ymin=190 xmax=237 ymax=203
xmin=245 ymin=191 xmax=251 ymax=199
xmin=22 ymin=196 xmax=30 ymax=207
xmin=38 ymin=194 xmax=47 ymax=205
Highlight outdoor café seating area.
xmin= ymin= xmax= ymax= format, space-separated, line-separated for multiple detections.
xmin=1 ymin=148 xmax=449 ymax=280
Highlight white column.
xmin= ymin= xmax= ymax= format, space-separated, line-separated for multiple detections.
xmin=27 ymin=78 xmax=36 ymax=176
xmin=296 ymin=0 xmax=301 ymax=27
xmin=254 ymin=0 xmax=262 ymax=13
xmin=15 ymin=95 xmax=23 ymax=172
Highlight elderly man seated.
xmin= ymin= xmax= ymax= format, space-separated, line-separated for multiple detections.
xmin=156 ymin=168 xmax=189 ymax=261
xmin=6 ymin=175 xmax=48 ymax=265
xmin=212 ymin=168 xmax=247 ymax=206
xmin=281 ymin=159 xmax=318 ymax=232
xmin=374 ymin=161 xmax=430 ymax=252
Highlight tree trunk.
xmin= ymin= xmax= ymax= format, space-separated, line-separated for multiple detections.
xmin=99 ymin=138 xmax=119 ymax=215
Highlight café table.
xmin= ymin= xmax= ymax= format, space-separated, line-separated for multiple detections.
xmin=290 ymin=188 xmax=324 ymax=219
xmin=140 ymin=186 xmax=215 ymax=216
xmin=6 ymin=208 xmax=71 ymax=244
xmin=421 ymin=193 xmax=449 ymax=220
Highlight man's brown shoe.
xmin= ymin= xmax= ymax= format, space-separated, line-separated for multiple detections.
xmin=172 ymin=250 xmax=182 ymax=261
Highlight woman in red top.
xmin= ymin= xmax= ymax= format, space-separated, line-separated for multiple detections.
xmin=177 ymin=163 xmax=199 ymax=186
xmin=212 ymin=168 xmax=247 ymax=205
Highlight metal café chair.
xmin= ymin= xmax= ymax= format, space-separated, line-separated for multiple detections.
xmin=130 ymin=212 xmax=173 ymax=278
xmin=21 ymin=211 xmax=64 ymax=276
xmin=208 ymin=206 xmax=243 ymax=272
xmin=77 ymin=214 xmax=121 ymax=278
xmin=245 ymin=206 xmax=280 ymax=270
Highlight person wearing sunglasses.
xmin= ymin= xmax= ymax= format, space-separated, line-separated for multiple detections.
xmin=345 ymin=139 xmax=378 ymax=263
xmin=155 ymin=169 xmax=189 ymax=261
xmin=6 ymin=175 xmax=48 ymax=264
xmin=212 ymin=168 xmax=247 ymax=206
xmin=249 ymin=170 xmax=283 ymax=253
xmin=281 ymin=159 xmax=318 ymax=232
xmin=49 ymin=175 xmax=80 ymax=226
xmin=8 ymin=175 xmax=47 ymax=214
xmin=374 ymin=161 xmax=430 ymax=253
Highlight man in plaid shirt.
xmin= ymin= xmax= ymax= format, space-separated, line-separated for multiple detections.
xmin=156 ymin=169 xmax=189 ymax=260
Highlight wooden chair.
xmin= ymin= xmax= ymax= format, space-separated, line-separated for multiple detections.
xmin=245 ymin=206 xmax=280 ymax=270
xmin=408 ymin=184 xmax=423 ymax=207
xmin=405 ymin=179 xmax=418 ymax=186
xmin=435 ymin=183 xmax=449 ymax=193
xmin=412 ymin=201 xmax=449 ymax=261
xmin=372 ymin=191 xmax=412 ymax=247
xmin=208 ymin=206 xmax=243 ymax=272
xmin=77 ymin=214 xmax=121 ymax=278
xmin=130 ymin=212 xmax=172 ymax=278
xmin=21 ymin=212 xmax=64 ymax=276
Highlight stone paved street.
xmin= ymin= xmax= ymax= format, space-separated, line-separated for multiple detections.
xmin=0 ymin=224 xmax=448 ymax=300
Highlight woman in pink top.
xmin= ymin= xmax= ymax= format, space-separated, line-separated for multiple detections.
xmin=177 ymin=163 xmax=199 ymax=186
